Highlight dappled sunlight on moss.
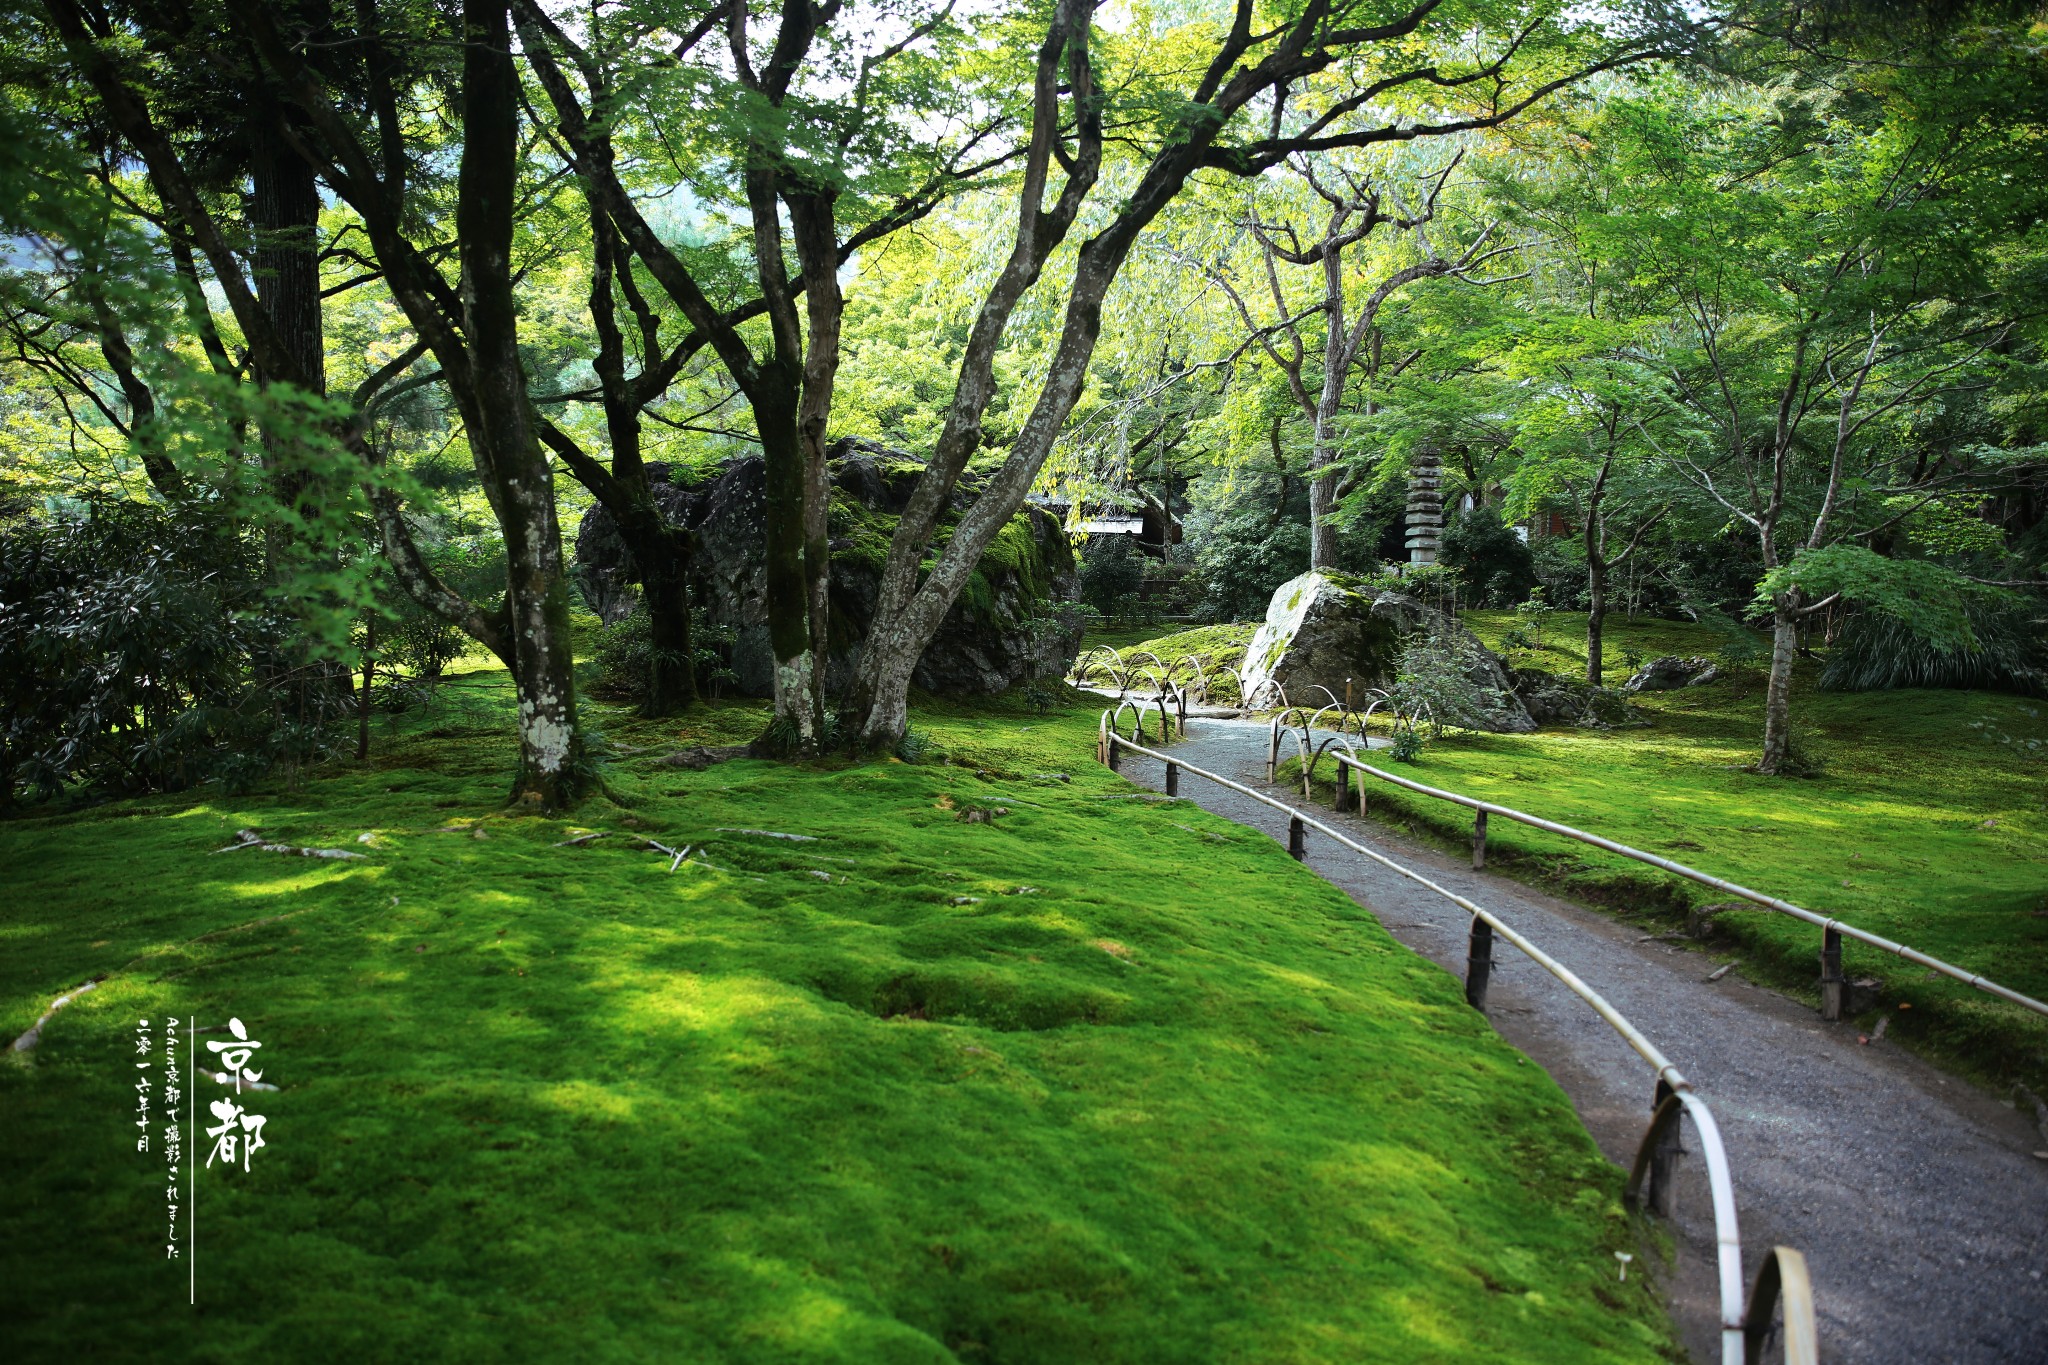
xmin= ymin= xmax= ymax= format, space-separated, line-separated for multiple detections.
xmin=1 ymin=688 xmax=1676 ymax=1362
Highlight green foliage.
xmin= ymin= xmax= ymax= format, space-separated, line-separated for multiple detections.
xmin=374 ymin=539 xmax=505 ymax=680
xmin=1389 ymin=725 xmax=1425 ymax=762
xmin=892 ymin=724 xmax=936 ymax=762
xmin=1758 ymin=545 xmax=1983 ymax=654
xmin=0 ymin=506 xmax=351 ymax=802
xmin=1391 ymin=631 xmax=1489 ymax=738
xmin=1440 ymin=508 xmax=1537 ymax=607
xmin=1077 ymin=535 xmax=1144 ymax=618
xmin=1821 ymin=597 xmax=2048 ymax=696
xmin=1191 ymin=515 xmax=1308 ymax=621
xmin=1774 ymin=725 xmax=1828 ymax=779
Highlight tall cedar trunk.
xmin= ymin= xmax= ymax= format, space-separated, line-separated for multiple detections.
xmin=460 ymin=0 xmax=584 ymax=807
xmin=249 ymin=114 xmax=326 ymax=531
xmin=1758 ymin=592 xmax=1800 ymax=774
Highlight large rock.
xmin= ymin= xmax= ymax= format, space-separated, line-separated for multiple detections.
xmin=575 ymin=439 xmax=1081 ymax=697
xmin=1623 ymin=655 xmax=1719 ymax=692
xmin=1510 ymin=668 xmax=1647 ymax=729
xmin=1237 ymin=572 xmax=1536 ymax=732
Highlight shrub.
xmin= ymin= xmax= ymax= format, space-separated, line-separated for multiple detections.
xmin=1079 ymin=535 xmax=1145 ymax=619
xmin=376 ymin=538 xmax=504 ymax=679
xmin=1440 ymin=506 xmax=1537 ymax=606
xmin=1389 ymin=630 xmax=1489 ymax=737
xmin=0 ymin=506 xmax=352 ymax=802
xmin=592 ymin=605 xmax=738 ymax=704
xmin=1820 ymin=595 xmax=2048 ymax=696
xmin=1389 ymin=725 xmax=1424 ymax=762
xmin=1191 ymin=515 xmax=1310 ymax=621
xmin=1774 ymin=726 xmax=1827 ymax=778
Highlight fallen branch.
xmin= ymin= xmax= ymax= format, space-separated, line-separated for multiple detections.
xmin=10 ymin=977 xmax=103 ymax=1054
xmin=215 ymin=829 xmax=367 ymax=860
xmin=714 ymin=827 xmax=818 ymax=841
xmin=553 ymin=831 xmax=611 ymax=847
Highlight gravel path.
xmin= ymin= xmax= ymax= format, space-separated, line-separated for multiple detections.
xmin=1117 ymin=717 xmax=2048 ymax=1364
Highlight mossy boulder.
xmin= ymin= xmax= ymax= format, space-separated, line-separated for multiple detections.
xmin=1509 ymin=668 xmax=1649 ymax=729
xmin=1239 ymin=572 xmax=1537 ymax=732
xmin=574 ymin=439 xmax=1080 ymax=697
xmin=1238 ymin=571 xmax=1402 ymax=707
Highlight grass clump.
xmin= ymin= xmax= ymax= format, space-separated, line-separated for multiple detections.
xmin=0 ymin=678 xmax=1676 ymax=1363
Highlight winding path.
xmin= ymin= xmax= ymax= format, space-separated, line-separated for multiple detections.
xmin=1117 ymin=717 xmax=2048 ymax=1364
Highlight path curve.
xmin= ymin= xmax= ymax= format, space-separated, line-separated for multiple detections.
xmin=1119 ymin=717 xmax=2048 ymax=1364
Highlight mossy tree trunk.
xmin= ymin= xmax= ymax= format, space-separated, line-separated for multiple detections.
xmin=456 ymin=0 xmax=586 ymax=807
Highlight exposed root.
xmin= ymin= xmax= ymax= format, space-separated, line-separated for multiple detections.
xmin=10 ymin=978 xmax=104 ymax=1054
xmin=215 ymin=829 xmax=367 ymax=860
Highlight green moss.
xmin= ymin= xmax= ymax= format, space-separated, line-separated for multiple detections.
xmin=0 ymin=680 xmax=1676 ymax=1363
xmin=829 ymin=496 xmax=1063 ymax=627
xmin=827 ymin=490 xmax=899 ymax=574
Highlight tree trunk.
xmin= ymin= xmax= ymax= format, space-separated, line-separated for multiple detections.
xmin=1585 ymin=559 xmax=1607 ymax=686
xmin=1308 ymin=401 xmax=1342 ymax=569
xmin=756 ymin=382 xmax=817 ymax=747
xmin=460 ymin=0 xmax=585 ymax=808
xmin=1583 ymin=494 xmax=1607 ymax=686
xmin=638 ymin=537 xmax=697 ymax=716
xmin=1757 ymin=593 xmax=1799 ymax=774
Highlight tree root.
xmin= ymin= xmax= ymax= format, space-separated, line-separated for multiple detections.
xmin=215 ymin=829 xmax=367 ymax=860
xmin=9 ymin=977 xmax=104 ymax=1054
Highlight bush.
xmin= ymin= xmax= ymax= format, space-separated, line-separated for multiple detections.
xmin=592 ymin=605 xmax=737 ymax=704
xmin=1389 ymin=725 xmax=1424 ymax=762
xmin=1820 ymin=594 xmax=2048 ymax=696
xmin=0 ymin=506 xmax=351 ymax=802
xmin=1775 ymin=726 xmax=1827 ymax=778
xmin=1191 ymin=515 xmax=1309 ymax=621
xmin=376 ymin=538 xmax=504 ymax=679
xmin=1440 ymin=506 xmax=1537 ymax=606
xmin=1389 ymin=630 xmax=1489 ymax=737
xmin=1079 ymin=535 xmax=1145 ymax=619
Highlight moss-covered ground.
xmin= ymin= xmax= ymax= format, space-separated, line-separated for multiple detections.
xmin=1155 ymin=608 xmax=2048 ymax=1093
xmin=0 ymin=677 xmax=1677 ymax=1362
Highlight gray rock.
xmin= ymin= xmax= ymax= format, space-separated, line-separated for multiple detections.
xmin=1510 ymin=668 xmax=1648 ymax=729
xmin=1623 ymin=655 xmax=1720 ymax=692
xmin=1238 ymin=571 xmax=1403 ymax=708
xmin=575 ymin=440 xmax=1081 ymax=699
xmin=1238 ymin=572 xmax=1536 ymax=732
